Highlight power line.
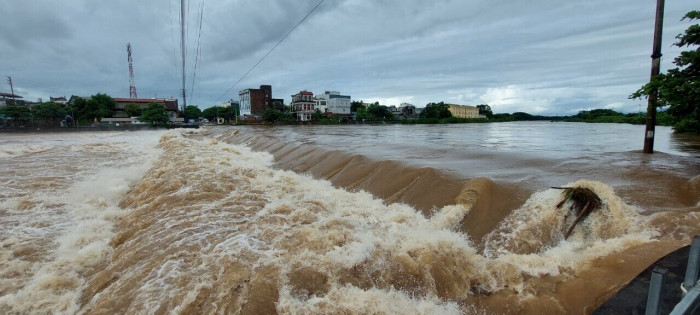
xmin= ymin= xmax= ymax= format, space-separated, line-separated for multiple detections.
xmin=168 ymin=0 xmax=179 ymax=79
xmin=213 ymin=0 xmax=325 ymax=104
xmin=190 ymin=0 xmax=205 ymax=104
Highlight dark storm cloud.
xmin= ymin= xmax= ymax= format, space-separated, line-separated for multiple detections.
xmin=0 ymin=2 xmax=72 ymax=48
xmin=0 ymin=0 xmax=696 ymax=115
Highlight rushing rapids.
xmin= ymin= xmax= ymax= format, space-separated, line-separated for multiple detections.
xmin=0 ymin=127 xmax=698 ymax=314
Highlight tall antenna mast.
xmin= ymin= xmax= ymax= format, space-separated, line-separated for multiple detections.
xmin=180 ymin=0 xmax=187 ymax=111
xmin=127 ymin=43 xmax=138 ymax=98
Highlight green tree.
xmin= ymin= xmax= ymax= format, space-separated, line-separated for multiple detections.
xmin=82 ymin=93 xmax=115 ymax=121
xmin=312 ymin=108 xmax=324 ymax=120
xmin=631 ymin=11 xmax=700 ymax=133
xmin=218 ymin=106 xmax=239 ymax=122
xmin=183 ymin=105 xmax=202 ymax=121
xmin=124 ymin=103 xmax=142 ymax=117
xmin=68 ymin=97 xmax=88 ymax=125
xmin=89 ymin=93 xmax=116 ymax=119
xmin=202 ymin=106 xmax=218 ymax=121
xmin=139 ymin=103 xmax=170 ymax=125
xmin=511 ymin=112 xmax=534 ymax=120
xmin=351 ymin=101 xmax=365 ymax=112
xmin=32 ymin=102 xmax=66 ymax=125
xmin=262 ymin=109 xmax=283 ymax=123
xmin=356 ymin=106 xmax=373 ymax=120
xmin=367 ymin=104 xmax=395 ymax=120
xmin=420 ymin=102 xmax=452 ymax=119
xmin=0 ymin=105 xmax=32 ymax=125
xmin=476 ymin=104 xmax=493 ymax=119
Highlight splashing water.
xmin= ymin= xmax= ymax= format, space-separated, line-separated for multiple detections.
xmin=1 ymin=129 xmax=695 ymax=314
xmin=86 ymin=130 xmax=662 ymax=313
xmin=0 ymin=131 xmax=166 ymax=313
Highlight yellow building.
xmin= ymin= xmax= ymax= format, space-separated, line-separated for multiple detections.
xmin=447 ymin=104 xmax=481 ymax=118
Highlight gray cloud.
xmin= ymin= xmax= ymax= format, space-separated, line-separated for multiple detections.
xmin=0 ymin=2 xmax=73 ymax=48
xmin=0 ymin=0 xmax=696 ymax=115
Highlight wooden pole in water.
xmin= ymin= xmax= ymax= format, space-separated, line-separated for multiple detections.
xmin=643 ymin=0 xmax=665 ymax=154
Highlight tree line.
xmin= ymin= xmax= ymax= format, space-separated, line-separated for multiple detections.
xmin=0 ymin=93 xmax=173 ymax=127
xmin=4 ymin=11 xmax=696 ymax=133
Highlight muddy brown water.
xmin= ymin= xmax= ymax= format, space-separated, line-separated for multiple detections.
xmin=0 ymin=123 xmax=698 ymax=314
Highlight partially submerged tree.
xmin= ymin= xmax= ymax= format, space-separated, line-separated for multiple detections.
xmin=631 ymin=11 xmax=700 ymax=133
xmin=553 ymin=186 xmax=603 ymax=240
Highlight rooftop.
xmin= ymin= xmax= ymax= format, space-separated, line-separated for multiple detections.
xmin=0 ymin=92 xmax=23 ymax=98
xmin=113 ymin=98 xmax=166 ymax=103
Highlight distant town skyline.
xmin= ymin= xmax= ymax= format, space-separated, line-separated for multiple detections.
xmin=0 ymin=0 xmax=695 ymax=114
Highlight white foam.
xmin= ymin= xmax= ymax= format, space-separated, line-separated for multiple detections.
xmin=278 ymin=284 xmax=463 ymax=315
xmin=75 ymin=130 xmax=664 ymax=313
xmin=1 ymin=129 xmax=669 ymax=313
xmin=0 ymin=130 xmax=166 ymax=314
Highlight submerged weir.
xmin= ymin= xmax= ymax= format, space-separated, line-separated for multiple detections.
xmin=0 ymin=127 xmax=698 ymax=314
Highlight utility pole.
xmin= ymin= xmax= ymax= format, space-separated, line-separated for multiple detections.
xmin=6 ymin=76 xmax=14 ymax=95
xmin=643 ymin=0 xmax=665 ymax=154
xmin=6 ymin=76 xmax=15 ymax=105
xmin=180 ymin=0 xmax=187 ymax=113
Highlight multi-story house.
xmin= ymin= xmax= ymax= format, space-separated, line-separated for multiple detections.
xmin=291 ymin=91 xmax=314 ymax=121
xmin=112 ymin=97 xmax=179 ymax=119
xmin=238 ymin=85 xmax=272 ymax=118
xmin=447 ymin=104 xmax=481 ymax=118
xmin=315 ymin=91 xmax=351 ymax=114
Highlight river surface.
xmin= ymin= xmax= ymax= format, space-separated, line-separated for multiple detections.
xmin=0 ymin=122 xmax=698 ymax=314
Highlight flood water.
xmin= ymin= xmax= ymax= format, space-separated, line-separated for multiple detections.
xmin=0 ymin=122 xmax=698 ymax=314
xmin=242 ymin=122 xmax=699 ymax=212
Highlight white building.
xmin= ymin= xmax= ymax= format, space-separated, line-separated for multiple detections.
xmin=238 ymin=89 xmax=252 ymax=117
xmin=316 ymin=91 xmax=351 ymax=114
xmin=314 ymin=97 xmax=327 ymax=113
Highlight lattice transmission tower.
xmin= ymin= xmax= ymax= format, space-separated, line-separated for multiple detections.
xmin=127 ymin=43 xmax=138 ymax=98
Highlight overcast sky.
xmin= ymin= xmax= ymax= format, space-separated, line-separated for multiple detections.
xmin=0 ymin=0 xmax=696 ymax=115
